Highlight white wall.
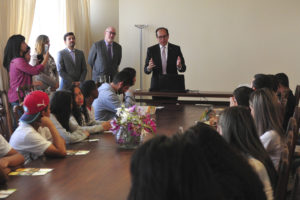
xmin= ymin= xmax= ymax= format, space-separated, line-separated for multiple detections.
xmin=119 ymin=0 xmax=300 ymax=92
xmin=90 ymin=0 xmax=119 ymax=43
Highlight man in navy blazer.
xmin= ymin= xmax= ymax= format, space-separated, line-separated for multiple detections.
xmin=88 ymin=27 xmax=122 ymax=83
xmin=144 ymin=27 xmax=186 ymax=91
xmin=57 ymin=32 xmax=87 ymax=90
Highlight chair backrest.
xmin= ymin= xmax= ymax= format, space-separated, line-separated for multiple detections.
xmin=17 ymin=85 xmax=34 ymax=103
xmin=295 ymin=85 xmax=300 ymax=107
xmin=286 ymin=117 xmax=298 ymax=161
xmin=12 ymin=104 xmax=24 ymax=123
xmin=293 ymin=107 xmax=300 ymax=130
xmin=0 ymin=91 xmax=13 ymax=141
xmin=275 ymin=146 xmax=290 ymax=200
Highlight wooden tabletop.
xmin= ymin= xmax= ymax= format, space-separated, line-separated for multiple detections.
xmin=3 ymin=104 xmax=214 ymax=200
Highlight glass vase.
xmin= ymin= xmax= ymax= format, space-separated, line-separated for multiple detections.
xmin=115 ymin=127 xmax=143 ymax=149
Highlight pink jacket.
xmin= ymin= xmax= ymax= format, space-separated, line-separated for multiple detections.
xmin=8 ymin=58 xmax=44 ymax=103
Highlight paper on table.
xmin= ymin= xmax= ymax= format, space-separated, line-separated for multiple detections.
xmin=9 ymin=168 xmax=53 ymax=176
xmin=0 ymin=189 xmax=16 ymax=198
xmin=67 ymin=150 xmax=90 ymax=156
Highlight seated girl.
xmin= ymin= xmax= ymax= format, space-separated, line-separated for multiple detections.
xmin=71 ymin=85 xmax=111 ymax=133
xmin=249 ymin=88 xmax=285 ymax=169
xmin=50 ymin=91 xmax=89 ymax=144
xmin=218 ymin=106 xmax=277 ymax=200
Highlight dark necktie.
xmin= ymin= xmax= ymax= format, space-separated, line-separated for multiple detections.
xmin=107 ymin=44 xmax=112 ymax=61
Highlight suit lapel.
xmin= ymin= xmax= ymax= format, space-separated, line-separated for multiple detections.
xmin=156 ymin=44 xmax=162 ymax=73
xmin=167 ymin=43 xmax=173 ymax=72
xmin=101 ymin=41 xmax=110 ymax=63
xmin=65 ymin=48 xmax=75 ymax=65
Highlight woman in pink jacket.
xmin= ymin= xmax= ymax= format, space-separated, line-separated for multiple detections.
xmin=3 ymin=35 xmax=49 ymax=105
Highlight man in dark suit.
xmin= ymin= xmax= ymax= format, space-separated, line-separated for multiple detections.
xmin=144 ymin=27 xmax=186 ymax=92
xmin=57 ymin=32 xmax=87 ymax=90
xmin=88 ymin=27 xmax=122 ymax=83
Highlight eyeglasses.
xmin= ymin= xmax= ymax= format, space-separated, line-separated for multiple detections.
xmin=157 ymin=35 xmax=168 ymax=39
xmin=106 ymin=31 xmax=116 ymax=36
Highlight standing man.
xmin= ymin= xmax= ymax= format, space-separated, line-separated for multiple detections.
xmin=88 ymin=27 xmax=122 ymax=83
xmin=57 ymin=32 xmax=87 ymax=90
xmin=144 ymin=27 xmax=186 ymax=91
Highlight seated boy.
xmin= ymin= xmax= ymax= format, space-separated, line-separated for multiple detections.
xmin=9 ymin=91 xmax=66 ymax=164
xmin=0 ymin=134 xmax=24 ymax=174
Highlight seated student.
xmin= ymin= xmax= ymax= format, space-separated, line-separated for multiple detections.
xmin=230 ymin=86 xmax=254 ymax=108
xmin=0 ymin=135 xmax=24 ymax=174
xmin=275 ymin=73 xmax=296 ymax=130
xmin=128 ymin=135 xmax=224 ymax=200
xmin=50 ymin=91 xmax=89 ymax=144
xmin=249 ymin=88 xmax=284 ymax=169
xmin=121 ymin=67 xmax=136 ymax=107
xmin=218 ymin=106 xmax=277 ymax=200
xmin=183 ymin=123 xmax=267 ymax=200
xmin=128 ymin=124 xmax=267 ymax=200
xmin=252 ymin=74 xmax=274 ymax=91
xmin=9 ymin=91 xmax=66 ymax=164
xmin=70 ymin=85 xmax=111 ymax=133
xmin=92 ymin=70 xmax=134 ymax=121
xmin=80 ymin=80 xmax=102 ymax=125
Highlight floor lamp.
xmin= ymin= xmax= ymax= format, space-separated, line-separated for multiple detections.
xmin=134 ymin=24 xmax=148 ymax=90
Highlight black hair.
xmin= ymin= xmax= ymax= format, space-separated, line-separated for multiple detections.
xmin=121 ymin=67 xmax=136 ymax=86
xmin=64 ymin=32 xmax=75 ymax=41
xmin=268 ymin=74 xmax=279 ymax=92
xmin=183 ymin=123 xmax=267 ymax=200
xmin=219 ymin=106 xmax=278 ymax=189
xmin=24 ymin=46 xmax=31 ymax=55
xmin=70 ymin=85 xmax=86 ymax=126
xmin=233 ymin=86 xmax=254 ymax=107
xmin=128 ymin=134 xmax=224 ymax=200
xmin=155 ymin=27 xmax=169 ymax=37
xmin=112 ymin=70 xmax=132 ymax=86
xmin=275 ymin=73 xmax=289 ymax=88
xmin=50 ymin=91 xmax=72 ymax=131
xmin=252 ymin=74 xmax=273 ymax=91
xmin=80 ymin=80 xmax=97 ymax=98
xmin=3 ymin=34 xmax=26 ymax=71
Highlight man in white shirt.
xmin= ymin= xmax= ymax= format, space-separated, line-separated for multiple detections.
xmin=57 ymin=32 xmax=87 ymax=90
xmin=10 ymin=91 xmax=66 ymax=164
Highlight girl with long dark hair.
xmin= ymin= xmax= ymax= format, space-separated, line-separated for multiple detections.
xmin=218 ymin=106 xmax=277 ymax=200
xmin=50 ymin=91 xmax=89 ymax=144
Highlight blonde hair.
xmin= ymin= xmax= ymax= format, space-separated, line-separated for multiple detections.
xmin=35 ymin=35 xmax=49 ymax=54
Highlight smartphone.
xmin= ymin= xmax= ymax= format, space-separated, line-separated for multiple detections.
xmin=44 ymin=44 xmax=49 ymax=53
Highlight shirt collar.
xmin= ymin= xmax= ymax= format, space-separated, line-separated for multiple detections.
xmin=67 ymin=48 xmax=75 ymax=52
xmin=159 ymin=43 xmax=168 ymax=49
xmin=105 ymin=40 xmax=113 ymax=47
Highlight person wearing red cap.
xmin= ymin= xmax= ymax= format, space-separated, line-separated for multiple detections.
xmin=9 ymin=91 xmax=66 ymax=164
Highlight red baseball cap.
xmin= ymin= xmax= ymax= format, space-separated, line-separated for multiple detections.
xmin=20 ymin=91 xmax=49 ymax=123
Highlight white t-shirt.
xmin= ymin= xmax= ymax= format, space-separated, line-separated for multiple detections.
xmin=260 ymin=130 xmax=282 ymax=170
xmin=9 ymin=122 xmax=51 ymax=164
xmin=248 ymin=157 xmax=274 ymax=200
xmin=0 ymin=135 xmax=11 ymax=157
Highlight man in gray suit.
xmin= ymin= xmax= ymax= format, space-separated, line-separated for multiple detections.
xmin=88 ymin=27 xmax=122 ymax=82
xmin=57 ymin=32 xmax=87 ymax=90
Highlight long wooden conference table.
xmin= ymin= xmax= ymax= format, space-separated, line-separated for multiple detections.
xmin=2 ymin=104 xmax=218 ymax=200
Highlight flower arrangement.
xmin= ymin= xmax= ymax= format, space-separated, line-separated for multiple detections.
xmin=110 ymin=105 xmax=156 ymax=146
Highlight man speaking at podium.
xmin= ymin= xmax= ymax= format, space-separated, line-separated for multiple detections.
xmin=144 ymin=27 xmax=186 ymax=96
